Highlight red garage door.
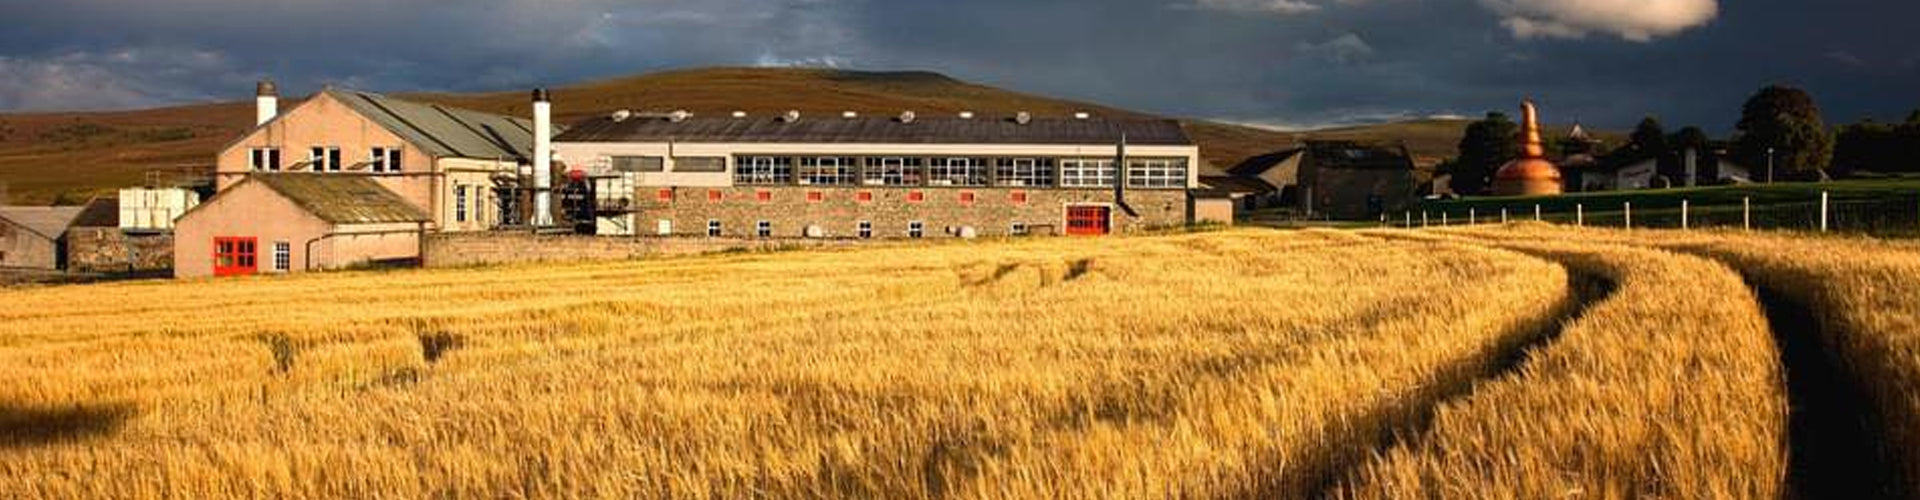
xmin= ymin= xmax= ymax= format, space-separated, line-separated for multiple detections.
xmin=214 ymin=237 xmax=258 ymax=277
xmin=1066 ymin=206 xmax=1111 ymax=236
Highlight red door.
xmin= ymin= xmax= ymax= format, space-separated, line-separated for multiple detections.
xmin=1066 ymin=206 xmax=1111 ymax=236
xmin=213 ymin=237 xmax=258 ymax=277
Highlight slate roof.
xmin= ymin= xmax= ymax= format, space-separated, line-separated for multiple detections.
xmin=1304 ymin=140 xmax=1414 ymax=170
xmin=324 ymin=88 xmax=538 ymax=161
xmin=70 ymin=198 xmax=120 ymax=228
xmin=0 ymin=206 xmax=86 ymax=239
xmin=251 ymin=174 xmax=430 ymax=225
xmin=555 ymin=114 xmax=1194 ymax=146
xmin=1197 ymin=175 xmax=1277 ymax=196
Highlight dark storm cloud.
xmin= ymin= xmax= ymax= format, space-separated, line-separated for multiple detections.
xmin=0 ymin=0 xmax=1915 ymax=134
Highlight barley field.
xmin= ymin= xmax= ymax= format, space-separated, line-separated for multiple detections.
xmin=1 ymin=227 xmax=1916 ymax=499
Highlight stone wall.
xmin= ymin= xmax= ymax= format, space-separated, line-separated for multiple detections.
xmin=423 ymin=232 xmax=855 ymax=268
xmin=635 ymin=186 xmax=1189 ymax=238
xmin=65 ymin=228 xmax=173 ymax=274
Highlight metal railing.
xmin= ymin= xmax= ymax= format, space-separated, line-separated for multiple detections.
xmin=1398 ymin=192 xmax=1920 ymax=236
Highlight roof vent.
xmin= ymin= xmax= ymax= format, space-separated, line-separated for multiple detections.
xmin=731 ymin=110 xmax=747 ymax=119
xmin=842 ymin=111 xmax=859 ymax=119
xmin=610 ymin=109 xmax=633 ymax=122
xmin=899 ymin=110 xmax=917 ymax=124
xmin=669 ymin=110 xmax=692 ymax=123
xmin=959 ymin=111 xmax=975 ymax=120
xmin=1074 ymin=112 xmax=1091 ymax=120
xmin=1015 ymin=112 xmax=1032 ymax=125
xmin=782 ymin=110 xmax=801 ymax=123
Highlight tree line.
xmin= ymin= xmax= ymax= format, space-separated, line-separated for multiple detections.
xmin=1444 ymin=85 xmax=1917 ymax=195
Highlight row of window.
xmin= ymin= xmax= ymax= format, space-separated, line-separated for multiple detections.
xmin=662 ymin=189 xmax=1030 ymax=205
xmin=697 ymin=220 xmax=1032 ymax=239
xmin=730 ymin=156 xmax=1185 ymax=188
xmin=248 ymin=147 xmax=403 ymax=173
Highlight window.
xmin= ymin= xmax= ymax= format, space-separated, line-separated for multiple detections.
xmin=906 ymin=191 xmax=924 ymax=203
xmin=309 ymin=147 xmax=340 ymax=172
xmin=707 ymin=190 xmax=724 ymax=202
xmin=862 ymin=157 xmax=923 ymax=186
xmin=1011 ymin=222 xmax=1029 ymax=236
xmin=707 ymin=219 xmax=722 ymax=237
xmin=657 ymin=189 xmax=674 ymax=202
xmin=672 ymin=156 xmax=726 ymax=173
xmin=856 ymin=191 xmax=873 ymax=203
xmin=735 ymin=156 xmax=793 ymax=185
xmin=958 ymin=191 xmax=976 ymax=205
xmin=798 ymin=157 xmax=856 ymax=185
xmin=756 ymin=220 xmax=772 ymax=238
xmin=927 ymin=157 xmax=988 ymax=186
xmin=756 ymin=190 xmax=772 ymax=203
xmin=995 ymin=158 xmax=1054 ymax=187
xmin=213 ymin=237 xmax=257 ymax=277
xmin=1010 ymin=191 xmax=1029 ymax=204
xmin=455 ymin=186 xmax=469 ymax=222
xmin=272 ymin=241 xmax=291 ymax=272
xmin=1060 ymin=159 xmax=1116 ymax=188
xmin=908 ymin=221 xmax=925 ymax=239
xmin=612 ymin=156 xmax=666 ymax=172
xmin=857 ymin=220 xmax=873 ymax=239
xmin=250 ymin=148 xmax=281 ymax=171
xmin=806 ymin=191 xmax=824 ymax=203
xmin=369 ymin=147 xmax=402 ymax=173
xmin=1126 ymin=158 xmax=1189 ymax=189
xmin=656 ymin=220 xmax=673 ymax=235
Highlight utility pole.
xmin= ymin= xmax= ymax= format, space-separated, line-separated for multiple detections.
xmin=1767 ymin=147 xmax=1776 ymax=184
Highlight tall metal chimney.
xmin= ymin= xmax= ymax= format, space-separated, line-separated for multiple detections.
xmin=531 ymin=88 xmax=554 ymax=227
xmin=255 ymin=80 xmax=279 ymax=126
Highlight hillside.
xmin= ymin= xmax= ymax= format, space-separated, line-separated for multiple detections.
xmin=0 ymin=67 xmax=1600 ymax=205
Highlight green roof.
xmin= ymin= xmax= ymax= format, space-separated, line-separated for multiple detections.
xmin=251 ymin=174 xmax=430 ymax=225
xmin=325 ymin=88 xmax=538 ymax=161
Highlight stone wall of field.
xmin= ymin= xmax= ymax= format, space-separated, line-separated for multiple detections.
xmin=423 ymin=232 xmax=858 ymax=268
xmin=65 ymin=228 xmax=173 ymax=274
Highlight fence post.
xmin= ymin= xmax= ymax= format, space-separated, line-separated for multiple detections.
xmin=1406 ymin=211 xmax=1413 ymax=229
xmin=1743 ymin=197 xmax=1751 ymax=231
xmin=1682 ymin=200 xmax=1690 ymax=230
xmin=1470 ymin=208 xmax=1477 ymax=225
xmin=1501 ymin=208 xmax=1509 ymax=224
xmin=1534 ymin=204 xmax=1542 ymax=222
xmin=1576 ymin=204 xmax=1585 ymax=227
xmin=1820 ymin=191 xmax=1830 ymax=233
xmin=1442 ymin=212 xmax=1449 ymax=226
xmin=1625 ymin=202 xmax=1633 ymax=230
xmin=1422 ymin=211 xmax=1430 ymax=228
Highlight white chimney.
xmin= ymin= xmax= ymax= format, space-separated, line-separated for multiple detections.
xmin=255 ymin=80 xmax=279 ymax=126
xmin=531 ymin=88 xmax=554 ymax=227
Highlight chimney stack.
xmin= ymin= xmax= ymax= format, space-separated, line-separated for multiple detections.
xmin=255 ymin=80 xmax=279 ymax=126
xmin=531 ymin=88 xmax=554 ymax=227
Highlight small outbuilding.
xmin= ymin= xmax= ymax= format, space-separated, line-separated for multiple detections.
xmin=174 ymin=174 xmax=429 ymax=278
xmin=0 ymin=206 xmax=86 ymax=270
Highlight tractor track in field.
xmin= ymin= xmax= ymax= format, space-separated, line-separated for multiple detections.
xmin=1301 ymin=256 xmax=1618 ymax=499
xmin=1743 ymin=279 xmax=1895 ymax=499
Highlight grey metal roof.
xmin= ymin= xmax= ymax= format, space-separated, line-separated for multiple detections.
xmin=326 ymin=88 xmax=538 ymax=161
xmin=555 ymin=114 xmax=1194 ymax=146
xmin=251 ymin=174 xmax=430 ymax=225
xmin=0 ymin=206 xmax=86 ymax=239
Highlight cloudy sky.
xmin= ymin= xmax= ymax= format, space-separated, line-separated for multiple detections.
xmin=0 ymin=0 xmax=1914 ymax=132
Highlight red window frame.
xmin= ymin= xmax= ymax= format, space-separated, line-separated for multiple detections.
xmin=1066 ymin=206 xmax=1112 ymax=236
xmin=707 ymin=190 xmax=724 ymax=202
xmin=213 ymin=236 xmax=259 ymax=277
xmin=906 ymin=190 xmax=925 ymax=203
xmin=806 ymin=191 xmax=824 ymax=203
xmin=856 ymin=191 xmax=874 ymax=203
xmin=756 ymin=190 xmax=773 ymax=203
xmin=656 ymin=188 xmax=674 ymax=202
xmin=958 ymin=191 xmax=976 ymax=205
xmin=1010 ymin=191 xmax=1029 ymax=204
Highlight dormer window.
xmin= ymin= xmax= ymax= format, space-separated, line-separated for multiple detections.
xmin=310 ymin=146 xmax=341 ymax=172
xmin=250 ymin=148 xmax=281 ymax=171
xmin=370 ymin=147 xmax=403 ymax=173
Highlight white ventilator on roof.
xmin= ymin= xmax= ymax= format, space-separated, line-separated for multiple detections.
xmin=669 ymin=110 xmax=692 ymax=123
xmin=842 ymin=111 xmax=858 ymax=119
xmin=782 ymin=110 xmax=801 ymax=122
xmin=531 ymin=88 xmax=554 ymax=227
xmin=959 ymin=111 xmax=975 ymax=120
xmin=610 ymin=109 xmax=632 ymax=122
xmin=1074 ymin=112 xmax=1091 ymax=120
xmin=899 ymin=111 xmax=917 ymax=124
xmin=1015 ymin=112 xmax=1032 ymax=125
xmin=255 ymin=80 xmax=278 ymax=126
xmin=731 ymin=111 xmax=747 ymax=118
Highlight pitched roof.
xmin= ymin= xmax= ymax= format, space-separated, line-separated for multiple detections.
xmin=1226 ymin=148 xmax=1305 ymax=178
xmin=71 ymin=198 xmax=120 ymax=228
xmin=0 ymin=206 xmax=86 ymax=239
xmin=250 ymin=174 xmax=429 ymax=224
xmin=555 ymin=114 xmax=1194 ymax=146
xmin=1304 ymin=140 xmax=1414 ymax=170
xmin=1197 ymin=175 xmax=1277 ymax=196
xmin=324 ymin=88 xmax=538 ymax=161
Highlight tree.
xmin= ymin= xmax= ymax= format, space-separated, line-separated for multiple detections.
xmin=1451 ymin=112 xmax=1519 ymax=196
xmin=1732 ymin=85 xmax=1835 ymax=178
xmin=1832 ymin=119 xmax=1896 ymax=176
xmin=1629 ymin=116 xmax=1669 ymax=157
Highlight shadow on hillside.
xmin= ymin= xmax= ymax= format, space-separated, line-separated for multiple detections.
xmin=0 ymin=402 xmax=137 ymax=449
